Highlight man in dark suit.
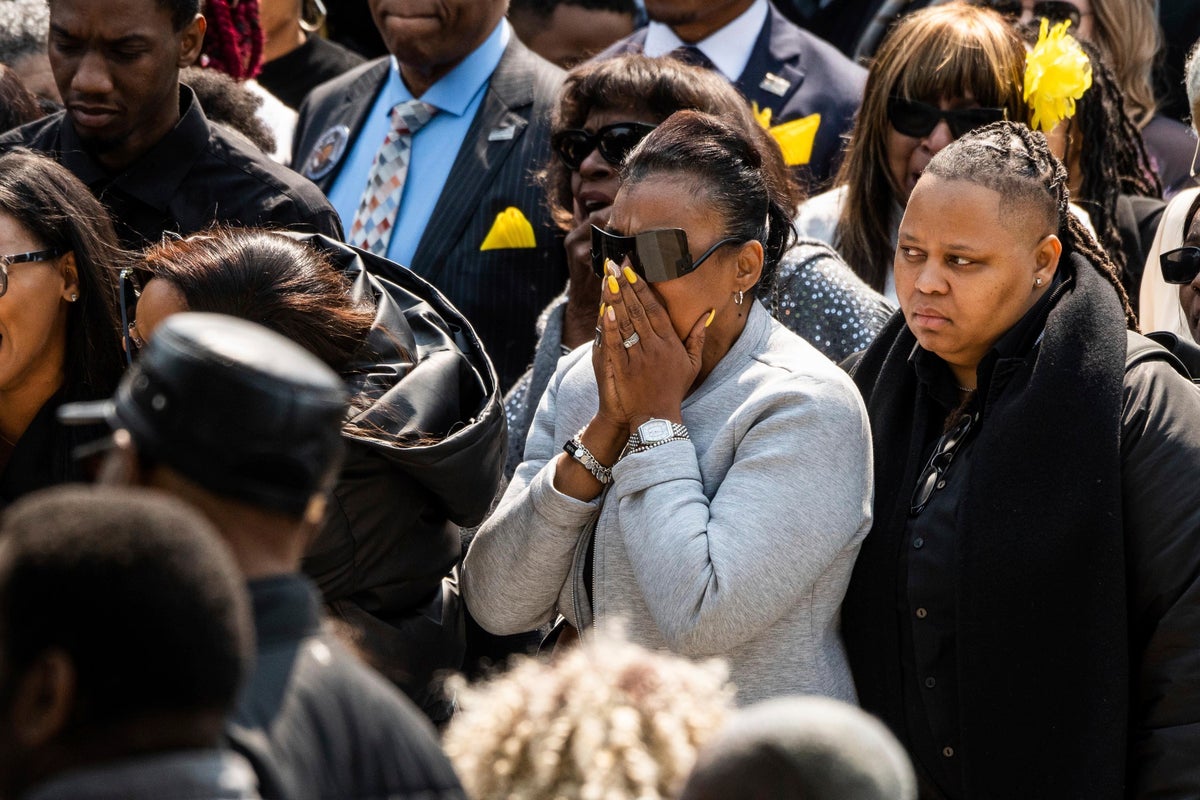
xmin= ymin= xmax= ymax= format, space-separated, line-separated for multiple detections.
xmin=598 ymin=0 xmax=865 ymax=190
xmin=293 ymin=0 xmax=567 ymax=390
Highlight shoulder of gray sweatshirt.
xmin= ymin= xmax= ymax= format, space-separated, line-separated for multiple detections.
xmin=463 ymin=302 xmax=874 ymax=705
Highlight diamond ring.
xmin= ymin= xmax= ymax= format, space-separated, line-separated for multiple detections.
xmin=622 ymin=331 xmax=641 ymax=349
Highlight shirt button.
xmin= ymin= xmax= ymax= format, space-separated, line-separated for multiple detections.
xmin=916 ymin=607 xmax=928 ymax=619
xmin=943 ymin=746 xmax=955 ymax=758
xmin=913 ymin=537 xmax=925 ymax=549
xmin=925 ymin=677 xmax=937 ymax=689
xmin=936 ymin=480 xmax=946 ymax=489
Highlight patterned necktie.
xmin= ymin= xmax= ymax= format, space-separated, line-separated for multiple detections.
xmin=349 ymin=99 xmax=437 ymax=257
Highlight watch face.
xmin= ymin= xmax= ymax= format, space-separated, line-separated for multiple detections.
xmin=638 ymin=418 xmax=674 ymax=443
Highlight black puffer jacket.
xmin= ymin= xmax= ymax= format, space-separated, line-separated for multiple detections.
xmin=292 ymin=235 xmax=506 ymax=719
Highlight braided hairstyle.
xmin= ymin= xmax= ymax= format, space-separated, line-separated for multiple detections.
xmin=200 ymin=0 xmax=264 ymax=81
xmin=923 ymin=121 xmax=1136 ymax=329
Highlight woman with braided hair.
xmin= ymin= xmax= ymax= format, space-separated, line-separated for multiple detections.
xmin=843 ymin=120 xmax=1200 ymax=798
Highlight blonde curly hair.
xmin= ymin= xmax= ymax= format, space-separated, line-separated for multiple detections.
xmin=443 ymin=634 xmax=735 ymax=800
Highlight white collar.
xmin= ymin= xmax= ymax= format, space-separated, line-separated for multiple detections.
xmin=642 ymin=0 xmax=770 ymax=83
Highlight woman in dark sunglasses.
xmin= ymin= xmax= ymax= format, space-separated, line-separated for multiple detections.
xmin=796 ymin=3 xmax=1027 ymax=298
xmin=506 ymin=54 xmax=892 ymax=475
xmin=465 ymin=110 xmax=874 ymax=706
xmin=844 ymin=121 xmax=1200 ymax=798
xmin=0 ymin=149 xmax=124 ymax=504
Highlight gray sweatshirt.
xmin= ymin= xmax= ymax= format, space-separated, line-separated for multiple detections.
xmin=463 ymin=303 xmax=873 ymax=705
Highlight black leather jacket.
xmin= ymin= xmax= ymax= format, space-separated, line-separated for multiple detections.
xmin=292 ymin=235 xmax=506 ymax=719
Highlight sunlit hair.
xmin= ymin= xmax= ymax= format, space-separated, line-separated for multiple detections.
xmin=442 ymin=634 xmax=735 ymax=800
xmin=834 ymin=2 xmax=1027 ymax=292
xmin=544 ymin=54 xmax=764 ymax=229
xmin=1086 ymin=0 xmax=1160 ymax=128
xmin=0 ymin=65 xmax=43 ymax=134
xmin=622 ymin=110 xmax=798 ymax=292
xmin=0 ymin=149 xmax=126 ymax=401
xmin=923 ymin=121 xmax=1136 ymax=327
xmin=1186 ymin=40 xmax=1200 ymax=129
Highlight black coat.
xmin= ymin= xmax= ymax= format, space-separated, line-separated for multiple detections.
xmin=844 ymin=257 xmax=1200 ymax=798
xmin=292 ymin=235 xmax=506 ymax=720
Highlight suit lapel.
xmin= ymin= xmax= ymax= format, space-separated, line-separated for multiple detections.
xmin=735 ymin=6 xmax=806 ymax=121
xmin=302 ymin=60 xmax=390 ymax=194
xmin=410 ymin=40 xmax=536 ymax=280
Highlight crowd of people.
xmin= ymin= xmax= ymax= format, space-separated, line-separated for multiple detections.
xmin=0 ymin=0 xmax=1196 ymax=798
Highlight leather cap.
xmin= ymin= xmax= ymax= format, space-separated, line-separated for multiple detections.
xmin=60 ymin=313 xmax=349 ymax=515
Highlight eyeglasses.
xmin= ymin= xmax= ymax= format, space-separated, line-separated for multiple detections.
xmin=552 ymin=122 xmax=658 ymax=171
xmin=0 ymin=247 xmax=66 ymax=298
xmin=984 ymin=0 xmax=1087 ymax=28
xmin=119 ymin=266 xmax=142 ymax=366
xmin=591 ymin=225 xmax=745 ymax=283
xmin=1161 ymin=246 xmax=1200 ymax=285
xmin=887 ymin=97 xmax=1008 ymax=140
xmin=910 ymin=411 xmax=977 ymax=516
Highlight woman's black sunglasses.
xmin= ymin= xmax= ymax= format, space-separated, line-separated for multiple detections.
xmin=591 ymin=225 xmax=744 ymax=283
xmin=983 ymin=0 xmax=1085 ymax=28
xmin=552 ymin=122 xmax=657 ymax=171
xmin=887 ymin=97 xmax=1008 ymax=140
xmin=1161 ymin=246 xmax=1200 ymax=285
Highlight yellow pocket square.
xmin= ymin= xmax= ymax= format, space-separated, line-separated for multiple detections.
xmin=753 ymin=103 xmax=821 ymax=167
xmin=480 ymin=207 xmax=536 ymax=251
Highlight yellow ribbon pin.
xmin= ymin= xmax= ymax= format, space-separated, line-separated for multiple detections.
xmin=480 ymin=207 xmax=536 ymax=251
xmin=753 ymin=103 xmax=821 ymax=167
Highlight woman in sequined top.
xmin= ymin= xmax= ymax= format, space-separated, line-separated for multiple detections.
xmin=504 ymin=54 xmax=891 ymax=475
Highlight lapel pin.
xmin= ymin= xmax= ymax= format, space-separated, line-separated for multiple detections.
xmin=488 ymin=126 xmax=516 ymax=142
xmin=302 ymin=125 xmax=350 ymax=181
xmin=759 ymin=72 xmax=792 ymax=97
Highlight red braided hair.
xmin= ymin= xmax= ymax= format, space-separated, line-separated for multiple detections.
xmin=200 ymin=0 xmax=264 ymax=81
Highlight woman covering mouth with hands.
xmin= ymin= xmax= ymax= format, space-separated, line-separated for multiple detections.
xmin=464 ymin=110 xmax=874 ymax=705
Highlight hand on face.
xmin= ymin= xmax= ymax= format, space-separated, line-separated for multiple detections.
xmin=592 ymin=258 xmax=709 ymax=429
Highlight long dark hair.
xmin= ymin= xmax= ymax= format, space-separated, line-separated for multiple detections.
xmin=622 ymin=110 xmax=797 ymax=293
xmin=0 ymin=149 xmax=125 ymax=401
xmin=141 ymin=228 xmax=375 ymax=373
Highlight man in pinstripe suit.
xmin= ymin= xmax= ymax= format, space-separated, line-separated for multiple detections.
xmin=293 ymin=0 xmax=567 ymax=390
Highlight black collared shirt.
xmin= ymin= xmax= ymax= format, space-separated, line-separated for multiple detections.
xmin=899 ymin=273 xmax=1071 ymax=799
xmin=0 ymin=86 xmax=342 ymax=250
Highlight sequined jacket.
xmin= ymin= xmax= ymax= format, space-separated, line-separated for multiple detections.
xmin=503 ymin=237 xmax=893 ymax=475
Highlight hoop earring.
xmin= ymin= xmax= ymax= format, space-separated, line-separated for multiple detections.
xmin=300 ymin=0 xmax=327 ymax=33
xmin=734 ymin=290 xmax=744 ymax=305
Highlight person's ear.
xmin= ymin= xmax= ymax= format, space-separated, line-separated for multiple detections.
xmin=734 ymin=239 xmax=764 ymax=295
xmin=59 ymin=251 xmax=78 ymax=303
xmin=178 ymin=13 xmax=207 ymax=68
xmin=1034 ymin=233 xmax=1062 ymax=286
xmin=11 ymin=650 xmax=75 ymax=750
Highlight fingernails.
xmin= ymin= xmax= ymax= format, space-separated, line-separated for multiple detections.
xmin=623 ymin=266 xmax=638 ymax=284
xmin=605 ymin=258 xmax=620 ymax=277
xmin=598 ymin=302 xmax=606 ymax=318
xmin=705 ymin=308 xmax=716 ymax=327
xmin=607 ymin=275 xmax=620 ymax=294
xmin=606 ymin=306 xmax=615 ymax=322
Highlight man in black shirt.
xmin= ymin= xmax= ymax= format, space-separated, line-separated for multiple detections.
xmin=0 ymin=0 xmax=340 ymax=250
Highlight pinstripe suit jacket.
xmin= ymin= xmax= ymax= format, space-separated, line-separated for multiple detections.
xmin=293 ymin=38 xmax=567 ymax=390
xmin=598 ymin=2 xmax=865 ymax=191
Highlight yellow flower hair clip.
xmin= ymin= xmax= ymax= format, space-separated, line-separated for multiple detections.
xmin=1024 ymin=18 xmax=1092 ymax=133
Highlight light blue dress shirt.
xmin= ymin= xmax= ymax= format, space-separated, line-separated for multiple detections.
xmin=328 ymin=20 xmax=511 ymax=267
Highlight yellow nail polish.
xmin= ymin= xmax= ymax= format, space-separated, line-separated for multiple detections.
xmin=607 ymin=275 xmax=620 ymax=294
xmin=598 ymin=303 xmax=606 ymax=318
xmin=623 ymin=266 xmax=638 ymax=284
xmin=705 ymin=308 xmax=716 ymax=327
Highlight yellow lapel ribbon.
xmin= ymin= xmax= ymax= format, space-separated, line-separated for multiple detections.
xmin=480 ymin=206 xmax=537 ymax=251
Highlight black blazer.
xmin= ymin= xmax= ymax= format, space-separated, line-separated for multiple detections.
xmin=598 ymin=1 xmax=866 ymax=190
xmin=293 ymin=38 xmax=567 ymax=390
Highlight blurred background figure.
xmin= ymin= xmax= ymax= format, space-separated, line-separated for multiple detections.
xmin=678 ymin=696 xmax=917 ymax=800
xmin=0 ymin=65 xmax=45 ymax=134
xmin=0 ymin=149 xmax=124 ymax=507
xmin=509 ymin=0 xmax=638 ymax=68
xmin=181 ymin=66 xmax=278 ymax=155
xmin=443 ymin=634 xmax=734 ymax=800
xmin=257 ymin=0 xmax=364 ymax=110
xmin=0 ymin=485 xmax=258 ymax=800
xmin=0 ymin=0 xmax=59 ymax=109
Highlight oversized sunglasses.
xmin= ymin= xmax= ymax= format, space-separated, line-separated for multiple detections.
xmin=1161 ymin=246 xmax=1200 ymax=285
xmin=910 ymin=411 xmax=977 ymax=516
xmin=552 ymin=122 xmax=657 ymax=171
xmin=984 ymin=0 xmax=1085 ymax=28
xmin=119 ymin=266 xmax=143 ymax=366
xmin=0 ymin=247 xmax=66 ymax=298
xmin=591 ymin=225 xmax=744 ymax=283
xmin=887 ymin=96 xmax=1008 ymax=140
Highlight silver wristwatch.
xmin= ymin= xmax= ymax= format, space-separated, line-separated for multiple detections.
xmin=626 ymin=418 xmax=690 ymax=454
xmin=564 ymin=435 xmax=612 ymax=484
